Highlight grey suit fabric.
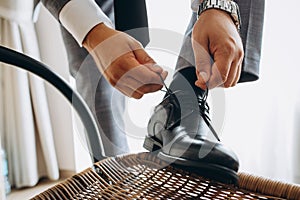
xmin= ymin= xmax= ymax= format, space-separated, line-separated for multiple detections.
xmin=39 ymin=0 xmax=265 ymax=157
xmin=177 ymin=0 xmax=265 ymax=82
xmin=40 ymin=0 xmax=129 ymax=157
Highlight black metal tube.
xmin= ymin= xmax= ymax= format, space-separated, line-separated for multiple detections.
xmin=0 ymin=45 xmax=104 ymax=162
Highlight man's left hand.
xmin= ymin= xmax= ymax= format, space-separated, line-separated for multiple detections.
xmin=192 ymin=9 xmax=244 ymax=89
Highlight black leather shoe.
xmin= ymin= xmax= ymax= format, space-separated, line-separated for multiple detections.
xmin=143 ymin=67 xmax=239 ymax=184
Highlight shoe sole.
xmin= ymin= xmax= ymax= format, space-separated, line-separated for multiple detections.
xmin=143 ymin=136 xmax=239 ymax=185
xmin=143 ymin=136 xmax=163 ymax=151
xmin=158 ymin=152 xmax=239 ymax=185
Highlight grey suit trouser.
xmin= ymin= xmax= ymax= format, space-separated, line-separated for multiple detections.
xmin=40 ymin=0 xmax=265 ymax=156
xmin=61 ymin=1 xmax=130 ymax=157
xmin=41 ymin=0 xmax=129 ymax=156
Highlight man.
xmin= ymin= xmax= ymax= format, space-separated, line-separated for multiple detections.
xmin=40 ymin=0 xmax=264 ymax=182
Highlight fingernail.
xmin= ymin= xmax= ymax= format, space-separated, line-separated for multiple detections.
xmin=151 ymin=63 xmax=163 ymax=72
xmin=200 ymin=72 xmax=208 ymax=82
xmin=153 ymin=63 xmax=162 ymax=69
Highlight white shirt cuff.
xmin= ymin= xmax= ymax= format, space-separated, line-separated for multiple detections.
xmin=59 ymin=0 xmax=114 ymax=46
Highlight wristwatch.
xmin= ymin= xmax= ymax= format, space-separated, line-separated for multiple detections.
xmin=198 ymin=0 xmax=242 ymax=31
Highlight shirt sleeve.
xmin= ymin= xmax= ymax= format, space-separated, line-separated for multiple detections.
xmin=59 ymin=0 xmax=114 ymax=46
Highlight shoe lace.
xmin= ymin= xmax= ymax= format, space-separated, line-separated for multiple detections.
xmin=198 ymin=89 xmax=220 ymax=141
xmin=158 ymin=73 xmax=220 ymax=141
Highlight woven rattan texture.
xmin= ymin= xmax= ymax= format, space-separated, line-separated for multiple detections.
xmin=32 ymin=153 xmax=300 ymax=200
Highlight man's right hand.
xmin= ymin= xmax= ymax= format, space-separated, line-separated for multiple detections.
xmin=83 ymin=23 xmax=168 ymax=99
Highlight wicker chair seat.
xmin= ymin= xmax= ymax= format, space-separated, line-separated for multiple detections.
xmin=32 ymin=152 xmax=300 ymax=200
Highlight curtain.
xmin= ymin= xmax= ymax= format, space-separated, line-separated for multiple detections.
xmin=0 ymin=0 xmax=59 ymax=188
xmin=0 ymin=140 xmax=5 ymax=198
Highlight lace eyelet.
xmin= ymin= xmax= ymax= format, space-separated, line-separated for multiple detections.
xmin=157 ymin=73 xmax=220 ymax=142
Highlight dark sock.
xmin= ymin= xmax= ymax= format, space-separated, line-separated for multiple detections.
xmin=169 ymin=67 xmax=205 ymax=96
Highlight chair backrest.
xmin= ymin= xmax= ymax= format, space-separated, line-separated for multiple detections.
xmin=0 ymin=45 xmax=105 ymax=162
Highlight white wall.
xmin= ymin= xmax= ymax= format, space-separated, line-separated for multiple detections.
xmin=219 ymin=0 xmax=300 ymax=183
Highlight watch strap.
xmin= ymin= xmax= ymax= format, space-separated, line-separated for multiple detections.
xmin=198 ymin=0 xmax=241 ymax=30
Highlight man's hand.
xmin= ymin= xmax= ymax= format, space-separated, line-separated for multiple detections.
xmin=192 ymin=9 xmax=244 ymax=89
xmin=83 ymin=23 xmax=168 ymax=99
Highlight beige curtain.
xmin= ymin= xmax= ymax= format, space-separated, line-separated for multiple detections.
xmin=0 ymin=0 xmax=59 ymax=188
xmin=0 ymin=140 xmax=5 ymax=199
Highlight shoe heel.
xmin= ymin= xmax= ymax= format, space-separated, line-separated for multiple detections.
xmin=143 ymin=136 xmax=162 ymax=152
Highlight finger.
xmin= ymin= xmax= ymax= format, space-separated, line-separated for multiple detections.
xmin=127 ymin=65 xmax=163 ymax=86
xmin=115 ymin=60 xmax=166 ymax=92
xmin=145 ymin=63 xmax=164 ymax=74
xmin=136 ymin=84 xmax=164 ymax=94
xmin=223 ymin=61 xmax=239 ymax=88
xmin=118 ymin=76 xmax=158 ymax=95
xmin=133 ymin=49 xmax=155 ymax=64
xmin=192 ymin=36 xmax=212 ymax=89
xmin=158 ymin=70 xmax=168 ymax=81
xmin=232 ymin=62 xmax=242 ymax=87
xmin=106 ymin=52 xmax=139 ymax=85
xmin=195 ymin=69 xmax=210 ymax=89
xmin=230 ymin=49 xmax=244 ymax=87
xmin=114 ymin=52 xmax=160 ymax=83
xmin=133 ymin=70 xmax=168 ymax=94
xmin=116 ymin=75 xmax=143 ymax=93
xmin=108 ymin=51 xmax=165 ymax=93
xmin=133 ymin=49 xmax=166 ymax=74
xmin=117 ymin=75 xmax=164 ymax=97
xmin=131 ymin=91 xmax=144 ymax=99
xmin=207 ymin=58 xmax=232 ymax=89
xmin=115 ymin=82 xmax=143 ymax=99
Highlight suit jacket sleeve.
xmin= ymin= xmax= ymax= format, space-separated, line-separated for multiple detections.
xmin=39 ymin=0 xmax=70 ymax=21
xmin=236 ymin=0 xmax=265 ymax=82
